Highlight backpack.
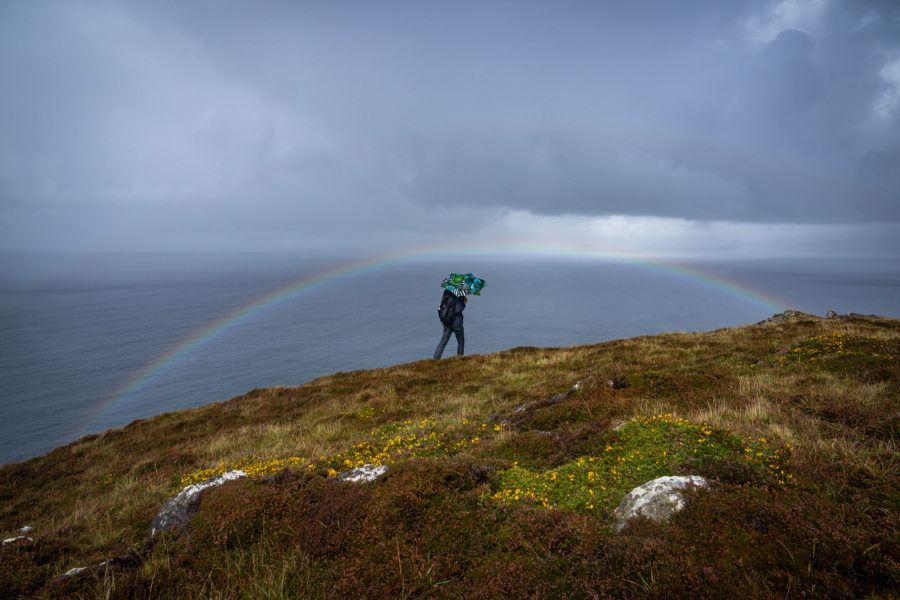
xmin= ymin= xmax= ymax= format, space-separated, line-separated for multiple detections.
xmin=437 ymin=290 xmax=457 ymax=326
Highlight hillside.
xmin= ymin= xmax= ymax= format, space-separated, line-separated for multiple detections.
xmin=1 ymin=311 xmax=898 ymax=599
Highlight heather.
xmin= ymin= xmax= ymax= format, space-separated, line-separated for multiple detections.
xmin=1 ymin=312 xmax=898 ymax=598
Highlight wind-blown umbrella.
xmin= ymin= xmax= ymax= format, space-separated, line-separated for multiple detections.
xmin=441 ymin=273 xmax=486 ymax=297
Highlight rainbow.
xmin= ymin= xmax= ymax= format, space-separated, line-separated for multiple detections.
xmin=74 ymin=242 xmax=788 ymax=437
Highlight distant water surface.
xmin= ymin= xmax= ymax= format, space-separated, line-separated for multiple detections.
xmin=1 ymin=253 xmax=897 ymax=464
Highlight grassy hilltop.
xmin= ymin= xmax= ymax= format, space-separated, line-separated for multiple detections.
xmin=1 ymin=311 xmax=898 ymax=598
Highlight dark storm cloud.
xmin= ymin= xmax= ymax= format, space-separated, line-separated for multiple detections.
xmin=399 ymin=3 xmax=900 ymax=223
xmin=0 ymin=0 xmax=898 ymax=254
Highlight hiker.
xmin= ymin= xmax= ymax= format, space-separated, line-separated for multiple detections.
xmin=433 ymin=290 xmax=466 ymax=359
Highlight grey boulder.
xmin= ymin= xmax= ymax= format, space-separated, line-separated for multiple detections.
xmin=148 ymin=469 xmax=247 ymax=537
xmin=611 ymin=475 xmax=709 ymax=533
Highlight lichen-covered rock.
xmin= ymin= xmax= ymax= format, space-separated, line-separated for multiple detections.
xmin=335 ymin=464 xmax=388 ymax=483
xmin=611 ymin=475 xmax=709 ymax=533
xmin=148 ymin=469 xmax=247 ymax=536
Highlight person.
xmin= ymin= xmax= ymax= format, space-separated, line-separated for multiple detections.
xmin=433 ymin=291 xmax=467 ymax=359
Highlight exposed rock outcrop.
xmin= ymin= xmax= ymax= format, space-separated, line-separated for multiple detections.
xmin=335 ymin=464 xmax=389 ymax=483
xmin=148 ymin=469 xmax=247 ymax=537
xmin=758 ymin=310 xmax=821 ymax=326
xmin=611 ymin=475 xmax=709 ymax=533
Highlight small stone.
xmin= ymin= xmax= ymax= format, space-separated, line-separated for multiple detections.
xmin=2 ymin=535 xmax=33 ymax=546
xmin=57 ymin=554 xmax=141 ymax=581
xmin=571 ymin=376 xmax=594 ymax=391
xmin=2 ymin=525 xmax=35 ymax=546
xmin=607 ymin=376 xmax=629 ymax=390
xmin=62 ymin=566 xmax=89 ymax=578
xmin=826 ymin=310 xmax=838 ymax=318
xmin=488 ymin=413 xmax=511 ymax=426
xmin=335 ymin=464 xmax=389 ymax=483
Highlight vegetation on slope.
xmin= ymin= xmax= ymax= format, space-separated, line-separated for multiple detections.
xmin=1 ymin=312 xmax=898 ymax=598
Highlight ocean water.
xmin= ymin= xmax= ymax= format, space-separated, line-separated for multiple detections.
xmin=1 ymin=253 xmax=898 ymax=465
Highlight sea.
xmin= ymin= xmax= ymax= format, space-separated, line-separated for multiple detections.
xmin=1 ymin=252 xmax=898 ymax=465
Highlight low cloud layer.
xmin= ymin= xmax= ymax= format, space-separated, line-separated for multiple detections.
xmin=1 ymin=1 xmax=898 ymax=257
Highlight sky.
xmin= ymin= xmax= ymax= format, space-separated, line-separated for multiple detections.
xmin=1 ymin=0 xmax=899 ymax=259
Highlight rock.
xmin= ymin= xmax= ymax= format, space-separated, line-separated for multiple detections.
xmin=571 ymin=376 xmax=594 ymax=391
xmin=62 ymin=566 xmax=90 ymax=578
xmin=2 ymin=535 xmax=33 ymax=546
xmin=607 ymin=376 xmax=629 ymax=390
xmin=611 ymin=475 xmax=709 ymax=533
xmin=826 ymin=310 xmax=838 ymax=318
xmin=58 ymin=560 xmax=111 ymax=580
xmin=2 ymin=525 xmax=35 ymax=546
xmin=148 ymin=469 xmax=247 ymax=537
xmin=488 ymin=413 xmax=511 ymax=426
xmin=757 ymin=310 xmax=821 ymax=326
xmin=57 ymin=552 xmax=142 ymax=581
xmin=335 ymin=464 xmax=389 ymax=483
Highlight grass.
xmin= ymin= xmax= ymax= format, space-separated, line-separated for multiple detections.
xmin=1 ymin=311 xmax=898 ymax=598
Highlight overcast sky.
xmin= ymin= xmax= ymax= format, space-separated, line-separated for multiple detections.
xmin=1 ymin=0 xmax=899 ymax=258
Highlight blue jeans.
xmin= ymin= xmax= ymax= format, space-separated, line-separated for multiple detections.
xmin=433 ymin=323 xmax=464 ymax=359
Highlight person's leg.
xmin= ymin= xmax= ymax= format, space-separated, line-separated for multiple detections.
xmin=454 ymin=324 xmax=465 ymax=356
xmin=433 ymin=325 xmax=453 ymax=359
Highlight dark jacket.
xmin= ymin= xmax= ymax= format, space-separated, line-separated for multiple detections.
xmin=452 ymin=294 xmax=466 ymax=327
xmin=441 ymin=289 xmax=466 ymax=328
